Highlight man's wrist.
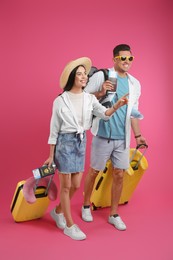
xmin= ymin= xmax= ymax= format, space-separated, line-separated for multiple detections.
xmin=135 ymin=134 xmax=141 ymax=139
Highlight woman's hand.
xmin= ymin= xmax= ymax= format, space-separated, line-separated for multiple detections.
xmin=44 ymin=144 xmax=56 ymax=167
xmin=44 ymin=157 xmax=54 ymax=167
xmin=105 ymin=93 xmax=129 ymax=116
xmin=113 ymin=93 xmax=129 ymax=109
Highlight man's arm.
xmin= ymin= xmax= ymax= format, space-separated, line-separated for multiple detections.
xmin=131 ymin=118 xmax=147 ymax=146
xmin=85 ymin=71 xmax=114 ymax=99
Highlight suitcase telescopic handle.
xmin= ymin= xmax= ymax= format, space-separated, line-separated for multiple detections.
xmin=34 ymin=174 xmax=54 ymax=195
xmin=130 ymin=143 xmax=148 ymax=170
xmin=44 ymin=175 xmax=54 ymax=195
xmin=136 ymin=143 xmax=148 ymax=149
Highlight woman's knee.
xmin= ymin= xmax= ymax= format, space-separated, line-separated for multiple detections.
xmin=61 ymin=185 xmax=71 ymax=194
xmin=71 ymin=185 xmax=80 ymax=192
xmin=71 ymin=180 xmax=81 ymax=191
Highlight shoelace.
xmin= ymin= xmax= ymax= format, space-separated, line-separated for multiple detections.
xmin=73 ymin=225 xmax=81 ymax=232
xmin=115 ymin=217 xmax=125 ymax=226
xmin=85 ymin=209 xmax=91 ymax=216
xmin=58 ymin=214 xmax=66 ymax=223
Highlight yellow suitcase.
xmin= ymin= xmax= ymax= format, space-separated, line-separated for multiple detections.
xmin=10 ymin=175 xmax=56 ymax=222
xmin=90 ymin=144 xmax=148 ymax=209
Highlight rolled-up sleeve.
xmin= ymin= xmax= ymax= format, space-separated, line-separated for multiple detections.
xmin=92 ymin=95 xmax=110 ymax=120
xmin=48 ymin=100 xmax=61 ymax=144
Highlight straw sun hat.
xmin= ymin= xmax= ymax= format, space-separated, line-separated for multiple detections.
xmin=59 ymin=57 xmax=92 ymax=89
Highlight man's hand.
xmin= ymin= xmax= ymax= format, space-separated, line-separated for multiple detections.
xmin=136 ymin=136 xmax=148 ymax=148
xmin=101 ymin=80 xmax=115 ymax=96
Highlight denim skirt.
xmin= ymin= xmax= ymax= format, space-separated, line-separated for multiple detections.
xmin=54 ymin=132 xmax=86 ymax=174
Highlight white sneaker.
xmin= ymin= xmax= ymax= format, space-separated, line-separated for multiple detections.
xmin=108 ymin=215 xmax=126 ymax=231
xmin=50 ymin=208 xmax=66 ymax=230
xmin=81 ymin=206 xmax=93 ymax=222
xmin=64 ymin=224 xmax=86 ymax=240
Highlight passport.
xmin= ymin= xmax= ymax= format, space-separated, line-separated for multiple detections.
xmin=32 ymin=165 xmax=55 ymax=179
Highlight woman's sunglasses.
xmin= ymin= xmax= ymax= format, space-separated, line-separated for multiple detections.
xmin=115 ymin=56 xmax=134 ymax=62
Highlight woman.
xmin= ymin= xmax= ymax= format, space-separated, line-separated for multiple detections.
xmin=44 ymin=57 xmax=128 ymax=240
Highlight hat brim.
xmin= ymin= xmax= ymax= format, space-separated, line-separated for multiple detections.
xmin=59 ymin=57 xmax=92 ymax=89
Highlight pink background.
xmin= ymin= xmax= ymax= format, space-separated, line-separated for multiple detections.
xmin=0 ymin=0 xmax=173 ymax=259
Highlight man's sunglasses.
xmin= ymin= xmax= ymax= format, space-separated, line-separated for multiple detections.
xmin=115 ymin=56 xmax=134 ymax=62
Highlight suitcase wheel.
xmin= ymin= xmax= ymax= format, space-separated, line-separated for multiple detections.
xmin=91 ymin=203 xmax=101 ymax=211
xmin=92 ymin=204 xmax=97 ymax=211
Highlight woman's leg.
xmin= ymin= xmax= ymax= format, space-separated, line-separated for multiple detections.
xmin=70 ymin=172 xmax=83 ymax=198
xmin=58 ymin=172 xmax=83 ymax=227
xmin=55 ymin=172 xmax=83 ymax=214
xmin=58 ymin=173 xmax=73 ymax=227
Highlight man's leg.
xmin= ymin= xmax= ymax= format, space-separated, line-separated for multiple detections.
xmin=82 ymin=167 xmax=99 ymax=222
xmin=83 ymin=167 xmax=99 ymax=206
xmin=110 ymin=168 xmax=124 ymax=216
xmin=108 ymin=168 xmax=126 ymax=231
xmin=82 ymin=136 xmax=112 ymax=222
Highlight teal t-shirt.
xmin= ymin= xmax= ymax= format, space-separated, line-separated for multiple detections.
xmin=97 ymin=75 xmax=129 ymax=139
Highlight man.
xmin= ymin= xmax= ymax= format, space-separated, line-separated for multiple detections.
xmin=82 ymin=44 xmax=147 ymax=231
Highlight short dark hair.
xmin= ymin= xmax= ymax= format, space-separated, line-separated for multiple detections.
xmin=113 ymin=44 xmax=131 ymax=57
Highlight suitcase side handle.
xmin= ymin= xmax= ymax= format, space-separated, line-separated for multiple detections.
xmin=95 ymin=166 xmax=108 ymax=190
